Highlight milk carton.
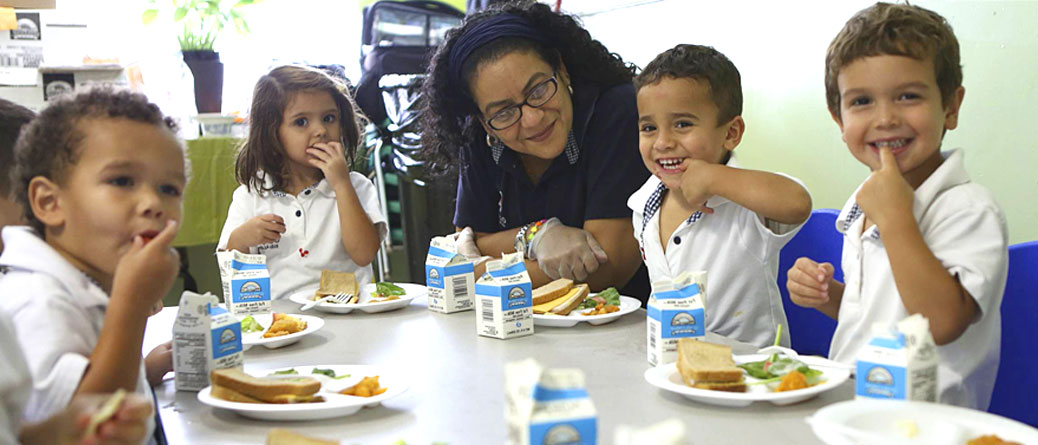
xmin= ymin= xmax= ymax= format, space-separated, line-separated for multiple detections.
xmin=506 ymin=359 xmax=597 ymax=445
xmin=476 ymin=253 xmax=534 ymax=339
xmin=172 ymin=291 xmax=244 ymax=391
xmin=855 ymin=314 xmax=939 ymax=401
xmin=216 ymin=250 xmax=272 ymax=317
xmin=647 ymin=271 xmax=707 ymax=366
xmin=425 ymin=236 xmax=475 ymax=313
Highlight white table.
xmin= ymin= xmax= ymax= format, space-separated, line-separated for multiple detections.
xmin=144 ymin=297 xmax=851 ymax=444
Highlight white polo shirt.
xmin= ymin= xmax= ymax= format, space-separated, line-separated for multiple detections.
xmin=217 ymin=172 xmax=388 ymax=300
xmin=628 ymin=156 xmax=804 ymax=347
xmin=0 ymin=311 xmax=31 ymax=444
xmin=0 ymin=226 xmax=155 ymax=443
xmin=829 ymin=149 xmax=1008 ymax=410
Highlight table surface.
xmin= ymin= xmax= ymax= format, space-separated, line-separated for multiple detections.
xmin=143 ymin=296 xmax=851 ymax=444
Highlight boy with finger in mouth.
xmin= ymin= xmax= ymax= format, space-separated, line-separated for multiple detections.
xmin=785 ymin=3 xmax=1009 ymax=409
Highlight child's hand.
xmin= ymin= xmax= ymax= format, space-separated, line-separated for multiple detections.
xmin=856 ymin=145 xmax=914 ymax=230
xmin=111 ymin=219 xmax=180 ymax=315
xmin=678 ymin=159 xmax=716 ymax=215
xmin=307 ymin=141 xmax=352 ymax=190
xmin=229 ymin=214 xmax=286 ymax=250
xmin=71 ymin=392 xmax=153 ymax=445
xmin=787 ymin=257 xmax=835 ymax=308
xmin=144 ymin=341 xmax=173 ymax=387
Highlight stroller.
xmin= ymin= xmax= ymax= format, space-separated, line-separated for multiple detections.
xmin=357 ymin=0 xmax=464 ymax=282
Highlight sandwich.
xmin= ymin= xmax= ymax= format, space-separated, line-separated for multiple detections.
xmin=676 ymin=338 xmax=746 ymax=392
xmin=313 ymin=270 xmax=358 ymax=303
xmin=210 ymin=368 xmax=323 ymax=404
xmin=532 ymin=278 xmax=574 ymax=305
xmin=532 ymin=283 xmax=589 ymax=316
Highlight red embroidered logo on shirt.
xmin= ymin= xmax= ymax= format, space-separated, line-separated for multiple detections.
xmin=298 ymin=248 xmax=309 ymax=258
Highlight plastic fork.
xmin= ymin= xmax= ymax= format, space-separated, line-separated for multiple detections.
xmin=330 ymin=292 xmax=354 ymax=304
xmin=301 ymin=295 xmax=336 ymax=311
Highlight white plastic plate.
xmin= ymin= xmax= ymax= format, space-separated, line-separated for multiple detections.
xmin=197 ymin=364 xmax=407 ymax=421
xmin=644 ymin=354 xmax=851 ymax=407
xmin=239 ymin=313 xmax=324 ymax=351
xmin=808 ymin=398 xmax=1038 ymax=445
xmin=288 ymin=283 xmax=424 ymax=314
xmin=533 ymin=295 xmax=641 ymax=327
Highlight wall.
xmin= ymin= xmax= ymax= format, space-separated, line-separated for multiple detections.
xmin=568 ymin=0 xmax=1037 ymax=244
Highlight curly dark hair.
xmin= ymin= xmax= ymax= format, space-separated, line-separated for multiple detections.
xmin=0 ymin=98 xmax=35 ymax=196
xmin=419 ymin=1 xmax=636 ymax=172
xmin=12 ymin=87 xmax=179 ymax=233
xmin=635 ymin=44 xmax=743 ymax=126
xmin=237 ymin=65 xmax=365 ymax=193
xmin=825 ymin=2 xmax=961 ymax=119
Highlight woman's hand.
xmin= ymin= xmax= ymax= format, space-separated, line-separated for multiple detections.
xmin=227 ymin=214 xmax=285 ymax=252
xmin=528 ymin=218 xmax=609 ymax=281
xmin=307 ymin=141 xmax=352 ymax=190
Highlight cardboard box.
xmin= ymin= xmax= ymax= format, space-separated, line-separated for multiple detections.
xmin=506 ymin=359 xmax=597 ymax=445
xmin=856 ymin=315 xmax=938 ymax=401
xmin=647 ymin=271 xmax=707 ymax=366
xmin=475 ymin=253 xmax=533 ymax=340
xmin=172 ymin=291 xmax=244 ymax=391
xmin=425 ymin=236 xmax=475 ymax=313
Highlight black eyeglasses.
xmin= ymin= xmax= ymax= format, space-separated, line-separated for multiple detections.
xmin=484 ymin=75 xmax=559 ymax=130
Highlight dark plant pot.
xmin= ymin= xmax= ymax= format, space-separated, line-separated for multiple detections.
xmin=182 ymin=50 xmax=223 ymax=113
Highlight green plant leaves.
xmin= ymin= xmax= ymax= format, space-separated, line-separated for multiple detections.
xmin=143 ymin=0 xmax=259 ymax=51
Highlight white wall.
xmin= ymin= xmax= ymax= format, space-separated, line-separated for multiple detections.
xmin=563 ymin=0 xmax=1038 ymax=244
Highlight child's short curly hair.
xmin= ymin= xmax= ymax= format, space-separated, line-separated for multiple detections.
xmin=825 ymin=2 xmax=962 ymax=119
xmin=12 ymin=87 xmax=179 ymax=233
xmin=0 ymin=99 xmax=35 ymax=197
xmin=635 ymin=44 xmax=743 ymax=126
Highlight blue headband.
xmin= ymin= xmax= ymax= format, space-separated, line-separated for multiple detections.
xmin=447 ymin=14 xmax=550 ymax=95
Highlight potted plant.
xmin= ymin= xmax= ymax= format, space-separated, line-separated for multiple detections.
xmin=142 ymin=0 xmax=259 ymax=113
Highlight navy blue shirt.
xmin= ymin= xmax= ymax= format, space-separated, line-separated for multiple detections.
xmin=454 ymin=81 xmax=650 ymax=300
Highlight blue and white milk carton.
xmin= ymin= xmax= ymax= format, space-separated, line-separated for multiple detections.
xmin=647 ymin=271 xmax=707 ymax=366
xmin=476 ymin=253 xmax=534 ymax=339
xmin=172 ymin=291 xmax=244 ymax=391
xmin=507 ymin=359 xmax=597 ymax=445
xmin=425 ymin=236 xmax=475 ymax=313
xmin=856 ymin=314 xmax=938 ymax=401
xmin=216 ymin=250 xmax=272 ymax=317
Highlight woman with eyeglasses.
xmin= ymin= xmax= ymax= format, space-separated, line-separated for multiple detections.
xmin=419 ymin=1 xmax=650 ymax=301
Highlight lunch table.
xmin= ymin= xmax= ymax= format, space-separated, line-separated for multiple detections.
xmin=143 ymin=297 xmax=853 ymax=444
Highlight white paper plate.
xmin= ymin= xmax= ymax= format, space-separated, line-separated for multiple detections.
xmin=533 ymin=295 xmax=642 ymax=327
xmin=197 ymin=364 xmax=407 ymax=421
xmin=644 ymin=354 xmax=851 ymax=407
xmin=287 ymin=283 xmax=424 ymax=314
xmin=239 ymin=313 xmax=324 ymax=351
xmin=808 ymin=399 xmax=1038 ymax=445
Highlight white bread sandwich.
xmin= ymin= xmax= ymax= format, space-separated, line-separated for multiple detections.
xmin=314 ymin=270 xmax=358 ymax=303
xmin=532 ymin=278 xmax=574 ymax=305
xmin=676 ymin=338 xmax=746 ymax=392
xmin=532 ymin=283 xmax=589 ymax=316
xmin=210 ymin=368 xmax=323 ymax=404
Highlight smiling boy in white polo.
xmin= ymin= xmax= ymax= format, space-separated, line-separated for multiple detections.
xmin=630 ymin=44 xmax=812 ymax=348
xmin=786 ymin=3 xmax=1009 ymax=410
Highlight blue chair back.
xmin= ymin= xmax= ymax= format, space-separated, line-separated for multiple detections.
xmin=989 ymin=241 xmax=1038 ymax=426
xmin=777 ymin=209 xmax=842 ymax=356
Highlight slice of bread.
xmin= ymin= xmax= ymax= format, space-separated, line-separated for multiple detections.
xmin=532 ymin=284 xmax=589 ymax=315
xmin=314 ymin=270 xmax=357 ymax=298
xmin=532 ymin=278 xmax=574 ymax=305
xmin=549 ymin=284 xmax=589 ymax=316
xmin=692 ymin=380 xmax=747 ymax=392
xmin=676 ymin=338 xmax=746 ymax=391
xmin=210 ymin=368 xmax=321 ymax=403
xmin=211 ymin=383 xmax=264 ymax=403
xmin=266 ymin=429 xmax=339 ymax=445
